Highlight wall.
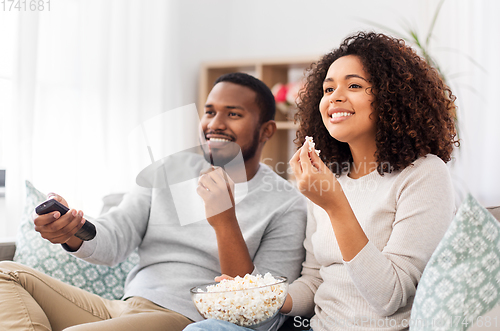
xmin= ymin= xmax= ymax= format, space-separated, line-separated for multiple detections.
xmin=430 ymin=0 xmax=500 ymax=207
xmin=171 ymin=0 xmax=424 ymax=107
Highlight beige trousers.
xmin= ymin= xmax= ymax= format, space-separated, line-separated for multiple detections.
xmin=0 ymin=261 xmax=193 ymax=331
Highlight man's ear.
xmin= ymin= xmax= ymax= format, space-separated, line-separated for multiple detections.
xmin=259 ymin=120 xmax=277 ymax=143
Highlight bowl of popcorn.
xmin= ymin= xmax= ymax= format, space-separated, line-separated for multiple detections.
xmin=190 ymin=273 xmax=288 ymax=328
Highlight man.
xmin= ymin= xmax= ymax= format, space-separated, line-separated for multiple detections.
xmin=0 ymin=73 xmax=307 ymax=331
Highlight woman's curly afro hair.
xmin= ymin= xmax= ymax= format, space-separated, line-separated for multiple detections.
xmin=295 ymin=31 xmax=459 ymax=176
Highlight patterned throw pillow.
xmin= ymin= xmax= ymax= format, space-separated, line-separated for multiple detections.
xmin=411 ymin=194 xmax=500 ymax=331
xmin=13 ymin=181 xmax=139 ymax=300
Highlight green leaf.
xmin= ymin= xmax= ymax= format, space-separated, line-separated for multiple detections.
xmin=426 ymin=0 xmax=446 ymax=47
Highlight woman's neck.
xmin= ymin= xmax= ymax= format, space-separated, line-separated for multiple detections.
xmin=348 ymin=144 xmax=378 ymax=179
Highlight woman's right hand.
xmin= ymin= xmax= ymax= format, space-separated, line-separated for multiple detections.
xmin=32 ymin=193 xmax=84 ymax=250
xmin=280 ymin=294 xmax=293 ymax=314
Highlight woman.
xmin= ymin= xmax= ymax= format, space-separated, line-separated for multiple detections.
xmin=185 ymin=31 xmax=458 ymax=331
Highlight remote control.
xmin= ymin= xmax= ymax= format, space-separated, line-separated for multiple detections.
xmin=35 ymin=199 xmax=96 ymax=241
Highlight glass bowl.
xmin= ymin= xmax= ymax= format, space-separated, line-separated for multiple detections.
xmin=190 ymin=275 xmax=288 ymax=328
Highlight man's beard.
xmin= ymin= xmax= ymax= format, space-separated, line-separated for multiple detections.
xmin=203 ymin=130 xmax=260 ymax=167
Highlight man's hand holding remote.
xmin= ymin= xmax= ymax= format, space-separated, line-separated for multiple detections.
xmin=33 ymin=193 xmax=85 ymax=251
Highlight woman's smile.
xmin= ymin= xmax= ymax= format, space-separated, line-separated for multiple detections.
xmin=328 ymin=108 xmax=355 ymax=123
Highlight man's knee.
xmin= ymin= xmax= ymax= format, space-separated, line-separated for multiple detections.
xmin=0 ymin=261 xmax=21 ymax=280
xmin=0 ymin=260 xmax=19 ymax=269
xmin=0 ymin=261 xmax=29 ymax=273
xmin=0 ymin=261 xmax=38 ymax=278
xmin=0 ymin=261 xmax=44 ymax=285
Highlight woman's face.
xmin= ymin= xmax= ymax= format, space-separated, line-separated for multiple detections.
xmin=319 ymin=55 xmax=376 ymax=148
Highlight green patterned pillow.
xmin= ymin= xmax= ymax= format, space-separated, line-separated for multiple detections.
xmin=411 ymin=194 xmax=500 ymax=331
xmin=14 ymin=180 xmax=139 ymax=300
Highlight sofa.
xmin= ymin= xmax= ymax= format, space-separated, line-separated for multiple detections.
xmin=1 ymin=181 xmax=500 ymax=331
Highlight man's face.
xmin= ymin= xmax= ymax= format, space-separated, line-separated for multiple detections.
xmin=200 ymin=82 xmax=262 ymax=166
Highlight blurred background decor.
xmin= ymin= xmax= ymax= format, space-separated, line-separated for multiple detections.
xmin=271 ymin=80 xmax=303 ymax=120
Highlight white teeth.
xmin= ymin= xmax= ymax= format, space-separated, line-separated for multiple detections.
xmin=331 ymin=112 xmax=353 ymax=119
xmin=209 ymin=138 xmax=231 ymax=142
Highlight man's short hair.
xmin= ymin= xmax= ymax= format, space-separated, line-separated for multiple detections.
xmin=214 ymin=72 xmax=276 ymax=124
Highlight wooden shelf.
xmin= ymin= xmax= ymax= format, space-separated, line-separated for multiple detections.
xmin=276 ymin=121 xmax=299 ymax=130
xmin=198 ymin=56 xmax=318 ymax=178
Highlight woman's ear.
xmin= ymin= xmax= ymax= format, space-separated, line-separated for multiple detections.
xmin=259 ymin=120 xmax=277 ymax=143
